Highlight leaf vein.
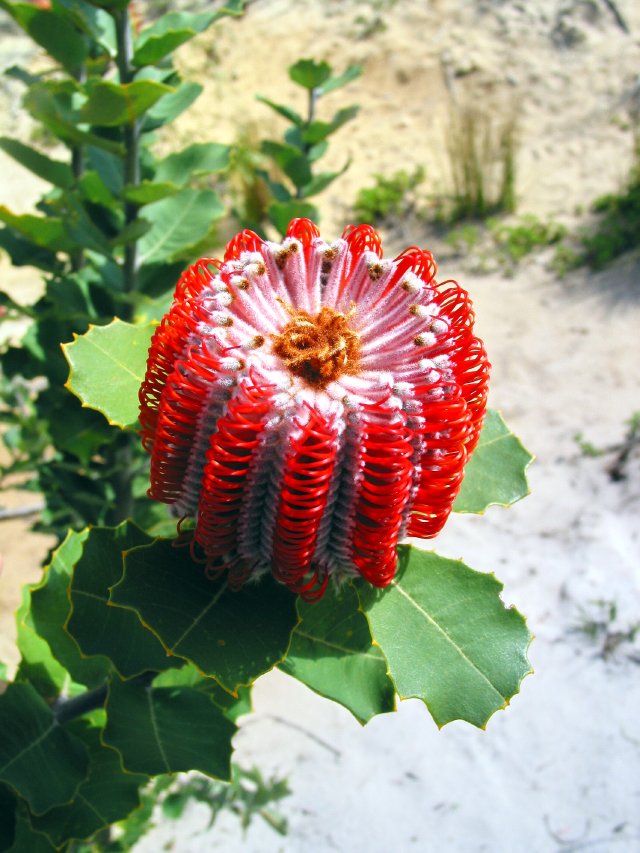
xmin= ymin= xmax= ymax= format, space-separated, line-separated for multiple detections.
xmin=392 ymin=583 xmax=506 ymax=702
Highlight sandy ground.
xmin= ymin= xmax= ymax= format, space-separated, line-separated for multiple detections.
xmin=1 ymin=1 xmax=640 ymax=851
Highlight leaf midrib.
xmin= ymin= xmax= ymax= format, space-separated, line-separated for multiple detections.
xmin=392 ymin=582 xmax=506 ymax=702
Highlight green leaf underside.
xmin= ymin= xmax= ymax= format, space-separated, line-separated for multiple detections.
xmin=358 ymin=546 xmax=532 ymax=729
xmin=0 ymin=683 xmax=89 ymax=815
xmin=0 ymin=137 xmax=73 ymax=188
xmin=67 ymin=523 xmax=179 ymax=678
xmin=16 ymin=586 xmax=70 ymax=701
xmin=111 ymin=540 xmax=299 ymax=692
xmin=155 ymin=142 xmax=230 ymax=185
xmin=63 ymin=320 xmax=155 ymax=429
xmin=30 ymin=530 xmax=111 ymax=689
xmin=280 ymin=583 xmax=395 ymax=724
xmin=79 ymin=80 xmax=173 ymax=127
xmin=31 ymin=724 xmax=147 ymax=847
xmin=454 ymin=409 xmax=533 ymax=513
xmin=137 ymin=188 xmax=224 ymax=264
xmin=104 ymin=677 xmax=236 ymax=778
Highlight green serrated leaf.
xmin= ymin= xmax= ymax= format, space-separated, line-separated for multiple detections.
xmin=80 ymin=80 xmax=173 ymax=127
xmin=137 ymin=188 xmax=223 ymax=265
xmin=357 ymin=546 xmax=532 ymax=729
xmin=289 ymin=58 xmax=331 ymax=90
xmin=0 ymin=784 xmax=17 ymax=851
xmin=104 ymin=677 xmax=236 ymax=778
xmin=62 ymin=319 xmax=155 ymax=429
xmin=31 ymin=724 xmax=147 ymax=847
xmin=153 ymin=665 xmax=252 ymax=722
xmin=280 ymin=583 xmax=395 ymax=724
xmin=454 ymin=410 xmax=533 ymax=513
xmin=155 ymin=143 xmax=231 ymax=185
xmin=111 ymin=539 xmax=298 ymax=692
xmin=133 ymin=11 xmax=216 ymax=66
xmin=15 ymin=586 xmax=70 ymax=701
xmin=0 ymin=137 xmax=73 ymax=188
xmin=67 ymin=523 xmax=179 ymax=678
xmin=5 ymin=801 xmax=56 ymax=853
xmin=30 ymin=529 xmax=111 ymax=689
xmin=0 ymin=2 xmax=88 ymax=73
xmin=0 ymin=683 xmax=89 ymax=815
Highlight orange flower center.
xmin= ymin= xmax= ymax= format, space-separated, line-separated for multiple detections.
xmin=272 ymin=305 xmax=360 ymax=389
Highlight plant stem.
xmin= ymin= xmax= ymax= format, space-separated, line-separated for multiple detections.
xmin=295 ymin=87 xmax=319 ymax=199
xmin=71 ymin=65 xmax=86 ymax=273
xmin=109 ymin=5 xmax=141 ymax=525
xmin=54 ymin=681 xmax=108 ymax=724
xmin=114 ymin=5 xmax=140 ymax=317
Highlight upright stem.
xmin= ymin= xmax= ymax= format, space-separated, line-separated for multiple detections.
xmin=295 ymin=87 xmax=319 ymax=200
xmin=71 ymin=65 xmax=86 ymax=273
xmin=114 ymin=6 xmax=140 ymax=317
xmin=110 ymin=4 xmax=141 ymax=524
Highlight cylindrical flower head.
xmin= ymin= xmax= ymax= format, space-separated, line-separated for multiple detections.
xmin=139 ymin=219 xmax=489 ymax=599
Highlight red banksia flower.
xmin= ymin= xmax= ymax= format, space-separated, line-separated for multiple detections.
xmin=139 ymin=219 xmax=489 ymax=599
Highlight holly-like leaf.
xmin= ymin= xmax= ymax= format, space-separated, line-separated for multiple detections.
xmin=67 ymin=523 xmax=179 ymax=678
xmin=15 ymin=586 xmax=69 ymax=701
xmin=62 ymin=320 xmax=155 ymax=429
xmin=0 ymin=137 xmax=73 ymax=188
xmin=0 ymin=784 xmax=16 ymax=851
xmin=80 ymin=80 xmax=173 ymax=127
xmin=155 ymin=143 xmax=231 ymax=185
xmin=280 ymin=583 xmax=395 ymax=724
xmin=153 ymin=665 xmax=252 ymax=722
xmin=454 ymin=409 xmax=533 ymax=513
xmin=4 ymin=801 xmax=56 ymax=853
xmin=137 ymin=188 xmax=224 ymax=265
xmin=104 ymin=676 xmax=236 ymax=778
xmin=31 ymin=724 xmax=147 ymax=848
xmin=30 ymin=530 xmax=111 ymax=689
xmin=0 ymin=683 xmax=89 ymax=815
xmin=357 ymin=546 xmax=532 ymax=729
xmin=111 ymin=539 xmax=298 ymax=692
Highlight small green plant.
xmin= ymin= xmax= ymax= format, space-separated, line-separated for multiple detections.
xmin=444 ymin=222 xmax=481 ymax=254
xmin=353 ymin=166 xmax=425 ymax=224
xmin=445 ymin=103 xmax=518 ymax=222
xmin=256 ymin=58 xmax=361 ymax=235
xmin=571 ymin=599 xmax=640 ymax=660
xmin=492 ymin=214 xmax=566 ymax=265
xmin=71 ymin=767 xmax=290 ymax=851
xmin=580 ymin=134 xmax=640 ymax=269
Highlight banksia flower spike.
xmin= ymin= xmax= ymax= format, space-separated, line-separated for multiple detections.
xmin=140 ymin=219 xmax=489 ymax=600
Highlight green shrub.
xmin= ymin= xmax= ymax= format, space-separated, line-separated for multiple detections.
xmin=353 ymin=166 xmax=425 ymax=223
